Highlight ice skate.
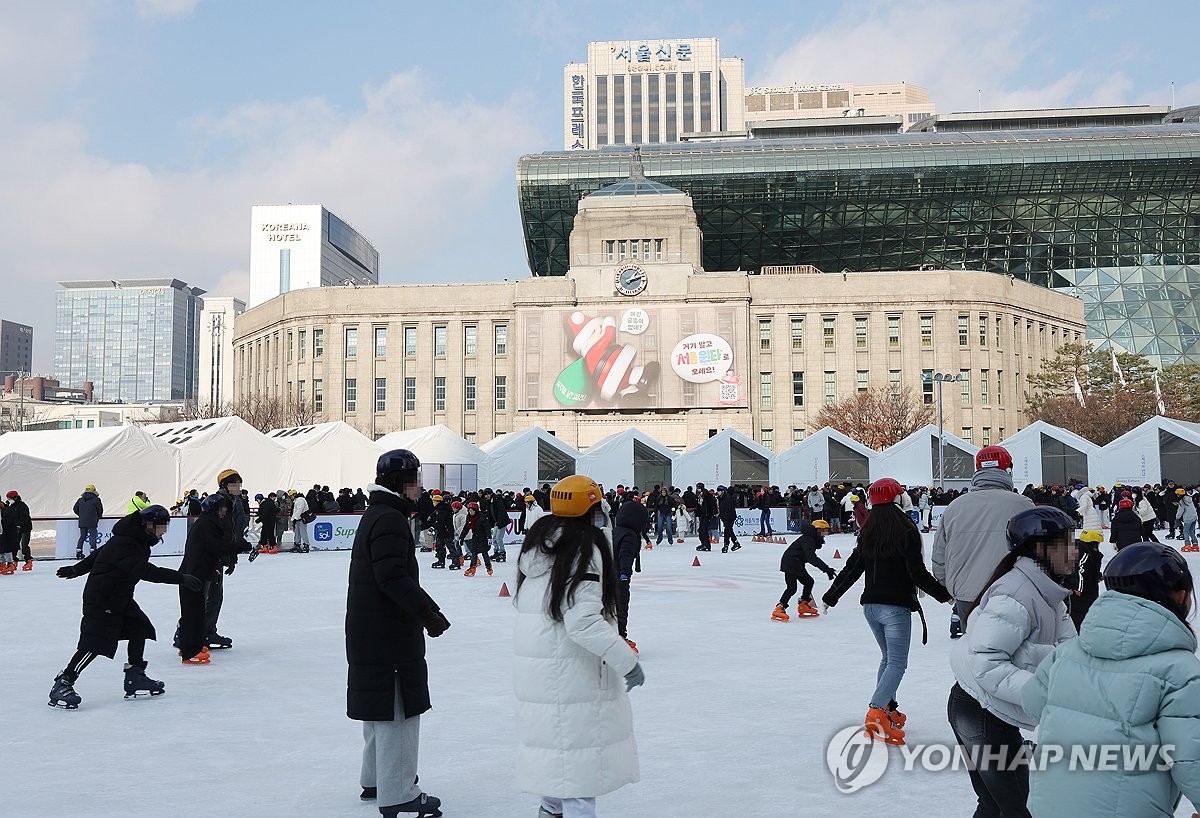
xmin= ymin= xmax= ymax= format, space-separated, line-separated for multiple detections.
xmin=864 ymin=706 xmax=905 ymax=745
xmin=887 ymin=700 xmax=907 ymax=729
xmin=258 ymin=545 xmax=270 ymax=554
xmin=75 ymin=549 xmax=84 ymax=560
xmin=430 ymin=560 xmax=446 ymax=569
xmin=268 ymin=545 xmax=279 ymax=554
xmin=796 ymin=599 xmax=820 ymax=618
xmin=448 ymin=561 xmax=460 ymax=571
xmin=538 ymin=808 xmax=564 ymax=818
xmin=721 ymin=546 xmax=729 ymax=553
xmin=645 ymin=542 xmax=654 ymax=550
xmin=181 ymin=647 xmax=211 ymax=665
xmin=205 ymin=633 xmax=233 ymax=650
xmin=463 ymin=566 xmax=477 ymax=577
xmin=771 ymin=603 xmax=790 ymax=622
xmin=730 ymin=543 xmax=742 ymax=552
xmin=48 ymin=672 xmax=81 ymax=709
xmin=360 ymin=786 xmax=376 ymax=800
xmin=493 ymin=552 xmax=507 ymax=563
xmin=21 ymin=560 xmax=32 ymax=571
xmin=123 ymin=661 xmax=165 ymax=698
xmin=380 ymin=792 xmax=442 ymax=817
xmin=487 ymin=567 xmax=494 ymax=576
xmin=950 ymin=613 xmax=963 ymax=639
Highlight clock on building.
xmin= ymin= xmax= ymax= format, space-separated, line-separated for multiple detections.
xmin=614 ymin=263 xmax=648 ymax=296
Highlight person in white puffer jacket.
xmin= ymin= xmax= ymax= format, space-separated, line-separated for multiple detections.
xmin=513 ymin=475 xmax=643 ymax=818
xmin=1072 ymin=484 xmax=1102 ymax=531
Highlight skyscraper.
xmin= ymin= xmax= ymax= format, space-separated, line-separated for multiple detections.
xmin=55 ymin=279 xmax=204 ymax=402
xmin=0 ymin=320 xmax=33 ymax=378
xmin=197 ymin=296 xmax=246 ymax=409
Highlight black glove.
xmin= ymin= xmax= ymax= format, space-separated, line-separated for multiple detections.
xmin=423 ymin=608 xmax=451 ymax=638
xmin=179 ymin=574 xmax=203 ymax=592
xmin=825 ymin=568 xmax=837 ymax=580
xmin=56 ymin=565 xmax=79 ymax=579
xmin=224 ymin=563 xmax=236 ymax=576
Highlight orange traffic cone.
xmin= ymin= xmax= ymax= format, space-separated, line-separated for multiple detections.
xmin=498 ymin=582 xmax=511 ymax=597
xmin=692 ymin=556 xmax=701 ymax=567
xmin=833 ymin=549 xmax=842 ymax=559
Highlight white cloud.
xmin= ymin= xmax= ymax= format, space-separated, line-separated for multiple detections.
xmin=135 ymin=0 xmax=201 ymax=19
xmin=0 ymin=4 xmax=98 ymax=113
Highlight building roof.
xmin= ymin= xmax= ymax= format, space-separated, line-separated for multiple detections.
xmin=582 ymin=146 xmax=684 ymax=198
xmin=58 ymin=278 xmax=206 ymax=296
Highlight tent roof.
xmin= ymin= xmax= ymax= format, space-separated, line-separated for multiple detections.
xmin=776 ymin=426 xmax=874 ymax=462
xmin=143 ymin=417 xmax=283 ymax=450
xmin=0 ymin=425 xmax=176 ymax=462
xmin=582 ymin=427 xmax=678 ymax=461
xmin=997 ymin=420 xmax=1098 ymax=452
xmin=678 ymin=427 xmax=774 ymax=459
xmin=374 ymin=425 xmax=487 ymax=465
xmin=479 ymin=427 xmax=581 ymax=458
xmin=1104 ymin=415 xmax=1200 ymax=449
xmin=266 ymin=421 xmax=376 ymax=449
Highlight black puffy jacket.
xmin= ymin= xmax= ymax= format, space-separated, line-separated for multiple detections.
xmin=780 ymin=523 xmax=833 ymax=576
xmin=613 ymin=501 xmax=648 ymax=577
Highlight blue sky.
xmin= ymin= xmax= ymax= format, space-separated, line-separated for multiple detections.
xmin=2 ymin=0 xmax=1197 ymax=370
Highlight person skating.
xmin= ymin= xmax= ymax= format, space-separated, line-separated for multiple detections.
xmin=694 ymin=483 xmax=715 ymax=551
xmin=773 ymin=519 xmax=836 ymax=621
xmin=461 ymin=502 xmax=494 ymax=577
xmin=450 ymin=500 xmax=467 ymax=569
xmin=290 ymin=489 xmax=313 ymax=552
xmin=0 ymin=496 xmax=17 ymax=574
xmin=255 ymin=492 xmax=279 ymax=554
xmin=488 ymin=488 xmax=510 ymax=562
xmin=1176 ymin=487 xmax=1198 ymax=551
xmin=1022 ymin=542 xmax=1200 ymax=817
xmin=514 ymin=475 xmax=643 ymax=818
xmin=6 ymin=490 xmax=32 ymax=571
xmin=612 ymin=495 xmax=647 ymax=652
xmin=429 ymin=493 xmax=457 ymax=569
xmin=823 ymin=478 xmax=952 ymax=745
xmin=72 ymin=484 xmax=104 ymax=559
xmin=717 ymin=485 xmax=741 ymax=552
xmin=1109 ymin=497 xmax=1143 ymax=551
xmin=48 ymin=505 xmax=203 ymax=708
xmin=203 ymin=469 xmax=254 ymax=650
xmin=347 ymin=449 xmax=449 ymax=818
xmin=947 ymin=506 xmax=1078 ymax=818
xmin=1068 ymin=530 xmax=1103 ymax=631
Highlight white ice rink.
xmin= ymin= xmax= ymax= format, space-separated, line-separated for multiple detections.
xmin=5 ymin=533 xmax=1197 ymax=817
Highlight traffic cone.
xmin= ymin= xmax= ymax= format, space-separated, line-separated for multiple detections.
xmin=833 ymin=549 xmax=842 ymax=559
xmin=692 ymin=556 xmax=701 ymax=567
xmin=498 ymin=582 xmax=511 ymax=597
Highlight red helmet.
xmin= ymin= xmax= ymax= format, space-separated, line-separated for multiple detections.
xmin=869 ymin=478 xmax=904 ymax=505
xmin=975 ymin=445 xmax=1012 ymax=471
xmin=467 ymin=501 xmax=479 ymax=511
xmin=1118 ymin=499 xmax=1134 ymax=509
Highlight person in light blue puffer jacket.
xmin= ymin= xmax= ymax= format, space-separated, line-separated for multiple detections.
xmin=1023 ymin=542 xmax=1200 ymax=818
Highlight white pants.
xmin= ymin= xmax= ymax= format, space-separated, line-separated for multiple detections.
xmin=293 ymin=521 xmax=310 ymax=545
xmin=540 ymin=796 xmax=597 ymax=818
xmin=362 ymin=678 xmax=422 ymax=808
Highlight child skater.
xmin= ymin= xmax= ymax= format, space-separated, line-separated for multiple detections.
xmin=462 ymin=502 xmax=493 ymax=577
xmin=773 ymin=519 xmax=836 ymax=621
xmin=1068 ymin=529 xmax=1103 ymax=631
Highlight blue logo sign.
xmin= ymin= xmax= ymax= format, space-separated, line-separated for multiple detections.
xmin=314 ymin=522 xmax=333 ymax=542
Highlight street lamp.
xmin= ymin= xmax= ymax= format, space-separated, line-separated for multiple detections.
xmin=923 ymin=371 xmax=963 ymax=489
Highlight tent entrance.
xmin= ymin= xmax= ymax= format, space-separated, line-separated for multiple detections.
xmin=537 ymin=439 xmax=576 ymax=484
xmin=1160 ymin=430 xmax=1200 ymax=485
xmin=930 ymin=437 xmax=975 ymax=486
xmin=730 ymin=440 xmax=769 ymax=484
xmin=828 ymin=439 xmax=870 ymax=483
xmin=632 ymin=439 xmax=672 ymax=489
xmin=421 ymin=464 xmax=479 ymax=494
xmin=1039 ymin=433 xmax=1088 ymax=487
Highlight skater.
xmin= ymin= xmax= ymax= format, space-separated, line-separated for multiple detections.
xmin=291 ymin=489 xmax=313 ymax=552
xmin=717 ymin=485 xmax=741 ymax=552
xmin=523 ymin=494 xmax=545 ymax=532
xmin=1109 ymin=497 xmax=1143 ymax=551
xmin=1135 ymin=488 xmax=1160 ymax=542
xmin=1022 ymin=542 xmax=1200 ymax=816
xmin=429 ymin=493 xmax=457 ymax=569
xmin=451 ymin=500 xmax=469 ymax=568
xmin=947 ymin=506 xmax=1078 ymax=818
xmin=612 ymin=494 xmax=648 ymax=652
xmin=1176 ymin=487 xmax=1198 ymax=551
xmin=48 ymin=505 xmax=203 ymax=709
xmin=695 ymin=483 xmax=714 ymax=551
xmin=72 ymin=484 xmax=104 ymax=559
xmin=461 ymin=502 xmax=494 ymax=577
xmin=256 ymin=491 xmax=279 ymax=554
xmin=6 ymin=490 xmax=32 ymax=571
xmin=488 ymin=488 xmax=510 ymax=562
xmin=1068 ymin=530 xmax=1103 ymax=631
xmin=932 ymin=445 xmax=1033 ymax=639
xmin=203 ymin=469 xmax=251 ymax=651
xmin=773 ymin=519 xmax=836 ymax=621
xmin=514 ymin=475 xmax=643 ymax=818
xmin=823 ymin=478 xmax=952 ymax=745
xmin=347 ymin=449 xmax=449 ymax=818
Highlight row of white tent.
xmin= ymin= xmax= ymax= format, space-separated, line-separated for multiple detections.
xmin=2 ymin=415 xmax=1198 ymax=519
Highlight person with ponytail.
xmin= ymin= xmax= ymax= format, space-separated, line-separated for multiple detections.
xmin=948 ymin=507 xmax=1078 ymax=818
xmin=514 ymin=475 xmax=643 ymax=818
xmin=1022 ymin=542 xmax=1200 ymax=817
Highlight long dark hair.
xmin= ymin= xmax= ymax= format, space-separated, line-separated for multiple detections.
xmin=515 ymin=510 xmax=618 ymax=623
xmin=857 ymin=502 xmax=919 ymax=560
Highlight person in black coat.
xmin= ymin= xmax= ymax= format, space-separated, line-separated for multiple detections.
xmin=1069 ymin=530 xmax=1103 ymax=630
xmin=429 ymin=495 xmax=457 ymax=569
xmin=48 ymin=506 xmax=201 ymax=708
xmin=1109 ymin=500 xmax=1143 ymax=551
xmin=613 ymin=498 xmax=648 ymax=648
xmin=346 ymin=450 xmax=448 ymax=816
xmin=256 ymin=493 xmax=279 ymax=553
xmin=6 ymin=490 xmax=32 ymax=568
xmin=461 ymin=502 xmax=495 ymax=575
xmin=177 ymin=494 xmax=255 ymax=663
xmin=694 ymin=483 xmax=716 ymax=551
xmin=717 ymin=485 xmax=741 ymax=552
xmin=774 ymin=520 xmax=836 ymax=620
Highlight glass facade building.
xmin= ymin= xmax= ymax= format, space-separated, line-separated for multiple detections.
xmin=518 ymin=124 xmax=1200 ymax=364
xmin=55 ymin=279 xmax=204 ymax=402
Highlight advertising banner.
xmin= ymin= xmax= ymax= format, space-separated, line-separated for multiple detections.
xmin=56 ymin=518 xmax=188 ymax=559
xmin=517 ymin=303 xmax=749 ymax=411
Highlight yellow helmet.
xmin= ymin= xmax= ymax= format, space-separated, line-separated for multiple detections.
xmin=549 ymin=475 xmax=603 ymax=518
xmin=524 ymin=495 xmax=535 ymax=503
xmin=1078 ymin=530 xmax=1104 ymax=543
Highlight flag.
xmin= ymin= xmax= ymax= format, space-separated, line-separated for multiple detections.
xmin=1073 ymin=373 xmax=1086 ymax=407
xmin=1154 ymin=371 xmax=1165 ymax=415
xmin=1110 ymin=347 xmax=1126 ymax=386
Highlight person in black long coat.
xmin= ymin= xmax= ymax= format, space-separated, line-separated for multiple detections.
xmin=177 ymin=494 xmax=254 ymax=663
xmin=613 ymin=497 xmax=648 ymax=647
xmin=1109 ymin=500 xmax=1144 ymax=551
xmin=256 ymin=492 xmax=279 ymax=553
xmin=6 ymin=490 xmax=33 ymax=568
xmin=346 ymin=450 xmax=449 ymax=817
xmin=49 ymin=507 xmax=201 ymax=708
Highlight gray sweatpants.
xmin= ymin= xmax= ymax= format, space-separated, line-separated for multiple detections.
xmin=361 ymin=677 xmax=422 ymax=808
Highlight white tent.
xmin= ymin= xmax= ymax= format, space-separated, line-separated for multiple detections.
xmin=144 ymin=417 xmax=286 ymax=498
xmin=578 ymin=428 xmax=676 ymax=489
xmin=1093 ymin=416 xmax=1200 ymax=489
xmin=775 ymin=428 xmax=873 ymax=487
xmin=0 ymin=450 xmax=68 ymax=521
xmin=998 ymin=421 xmax=1099 ymax=489
xmin=672 ymin=428 xmax=777 ymax=488
xmin=266 ymin=422 xmax=382 ymax=492
xmin=374 ymin=425 xmax=487 ymax=492
xmin=873 ymin=425 xmax=979 ymax=490
xmin=479 ymin=427 xmax=581 ymax=492
xmin=0 ymin=426 xmax=180 ymax=518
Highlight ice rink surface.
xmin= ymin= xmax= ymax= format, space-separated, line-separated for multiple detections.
xmin=5 ymin=532 xmax=1197 ymax=817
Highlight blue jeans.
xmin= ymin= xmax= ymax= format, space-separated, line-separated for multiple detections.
xmin=492 ymin=524 xmax=506 ymax=554
xmin=1184 ymin=519 xmax=1198 ymax=545
xmin=655 ymin=509 xmax=672 ymax=543
xmin=759 ymin=509 xmax=773 ymax=535
xmin=862 ymin=603 xmax=912 ymax=709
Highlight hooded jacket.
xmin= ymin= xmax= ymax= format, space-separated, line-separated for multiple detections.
xmin=1022 ymin=592 xmax=1200 ymax=817
xmin=1176 ymin=494 xmax=1198 ymax=525
xmin=73 ymin=491 xmax=104 ymax=529
xmin=780 ymin=523 xmax=833 ymax=576
xmin=612 ymin=500 xmax=648 ymax=577
xmin=1110 ymin=508 xmax=1145 ymax=550
xmin=932 ymin=469 xmax=1034 ymax=603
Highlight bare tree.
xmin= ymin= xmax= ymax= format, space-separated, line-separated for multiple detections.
xmin=814 ymin=386 xmax=934 ymax=451
xmin=174 ymin=394 xmax=317 ymax=432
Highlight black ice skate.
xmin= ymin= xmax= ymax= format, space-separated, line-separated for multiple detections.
xmin=205 ymin=633 xmax=233 ymax=650
xmin=381 ymin=792 xmax=442 ymax=818
xmin=48 ymin=672 xmax=81 ymax=709
xmin=430 ymin=560 xmax=445 ymax=569
xmin=730 ymin=543 xmax=742 ymax=551
xmin=123 ymin=661 xmax=165 ymax=699
xmin=493 ymin=552 xmax=507 ymax=563
xmin=360 ymin=786 xmax=377 ymax=801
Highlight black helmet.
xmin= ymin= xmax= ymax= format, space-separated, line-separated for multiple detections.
xmin=1104 ymin=543 xmax=1193 ymax=606
xmin=201 ymin=493 xmax=231 ymax=514
xmin=1006 ymin=507 xmax=1075 ymax=552
xmin=138 ymin=504 xmax=171 ymax=525
xmin=377 ymin=449 xmax=420 ymax=477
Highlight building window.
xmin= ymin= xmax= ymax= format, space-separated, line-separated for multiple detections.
xmin=793 ymin=428 xmax=806 ymax=445
xmin=759 ymin=318 xmax=772 ymax=350
xmin=313 ymin=379 xmax=323 ymax=412
xmin=434 ymin=377 xmax=446 ymax=412
xmin=855 ymin=316 xmax=867 ymax=350
xmin=920 ymin=315 xmax=933 ymax=348
xmin=761 ymin=428 xmax=773 ymax=451
xmin=889 ymin=370 xmax=901 ymax=396
xmin=345 ymin=378 xmax=357 ymax=413
xmin=298 ymin=380 xmax=306 ymax=403
xmin=434 ymin=326 xmax=447 ymax=357
xmin=495 ymin=324 xmax=508 ymax=355
xmin=375 ymin=378 xmax=386 ymax=412
xmin=287 ymin=331 xmax=293 ymax=361
xmin=404 ymin=326 xmax=417 ymax=357
xmin=999 ymin=427 xmax=1006 ymax=441
xmin=997 ymin=370 xmax=1004 ymax=405
xmin=856 ymin=370 xmax=868 ymax=392
xmin=374 ymin=327 xmax=387 ymax=357
xmin=962 ymin=427 xmax=973 ymax=443
xmin=982 ymin=427 xmax=991 ymax=446
xmin=922 ymin=369 xmax=933 ymax=404
xmin=823 ymin=371 xmax=836 ymax=405
xmin=495 ymin=375 xmax=507 ymax=410
xmin=604 ymin=240 xmax=615 ymax=262
xmin=464 ymin=376 xmax=476 ymax=411
xmin=960 ymin=370 xmax=971 ymax=406
xmin=464 ymin=325 xmax=476 ymax=357
xmin=298 ymin=330 xmax=306 ymax=359
xmin=888 ymin=316 xmax=901 ymax=349
xmin=980 ymin=369 xmax=990 ymax=405
xmin=958 ymin=315 xmax=969 ymax=346
xmin=345 ymin=328 xmax=358 ymax=358
xmin=823 ymin=316 xmax=835 ymax=349
xmin=790 ymin=317 xmax=804 ymax=349
xmin=313 ymin=329 xmax=324 ymax=358
xmin=464 ymin=432 xmax=476 ymax=444
xmin=404 ymin=377 xmax=416 ymax=412
xmin=791 ymin=371 xmax=804 ymax=407
xmin=996 ymin=315 xmax=1003 ymax=350
xmin=760 ymin=372 xmax=772 ymax=407
xmin=979 ymin=314 xmax=989 ymax=347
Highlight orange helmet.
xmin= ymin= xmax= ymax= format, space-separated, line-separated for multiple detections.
xmin=549 ymin=475 xmax=603 ymax=518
